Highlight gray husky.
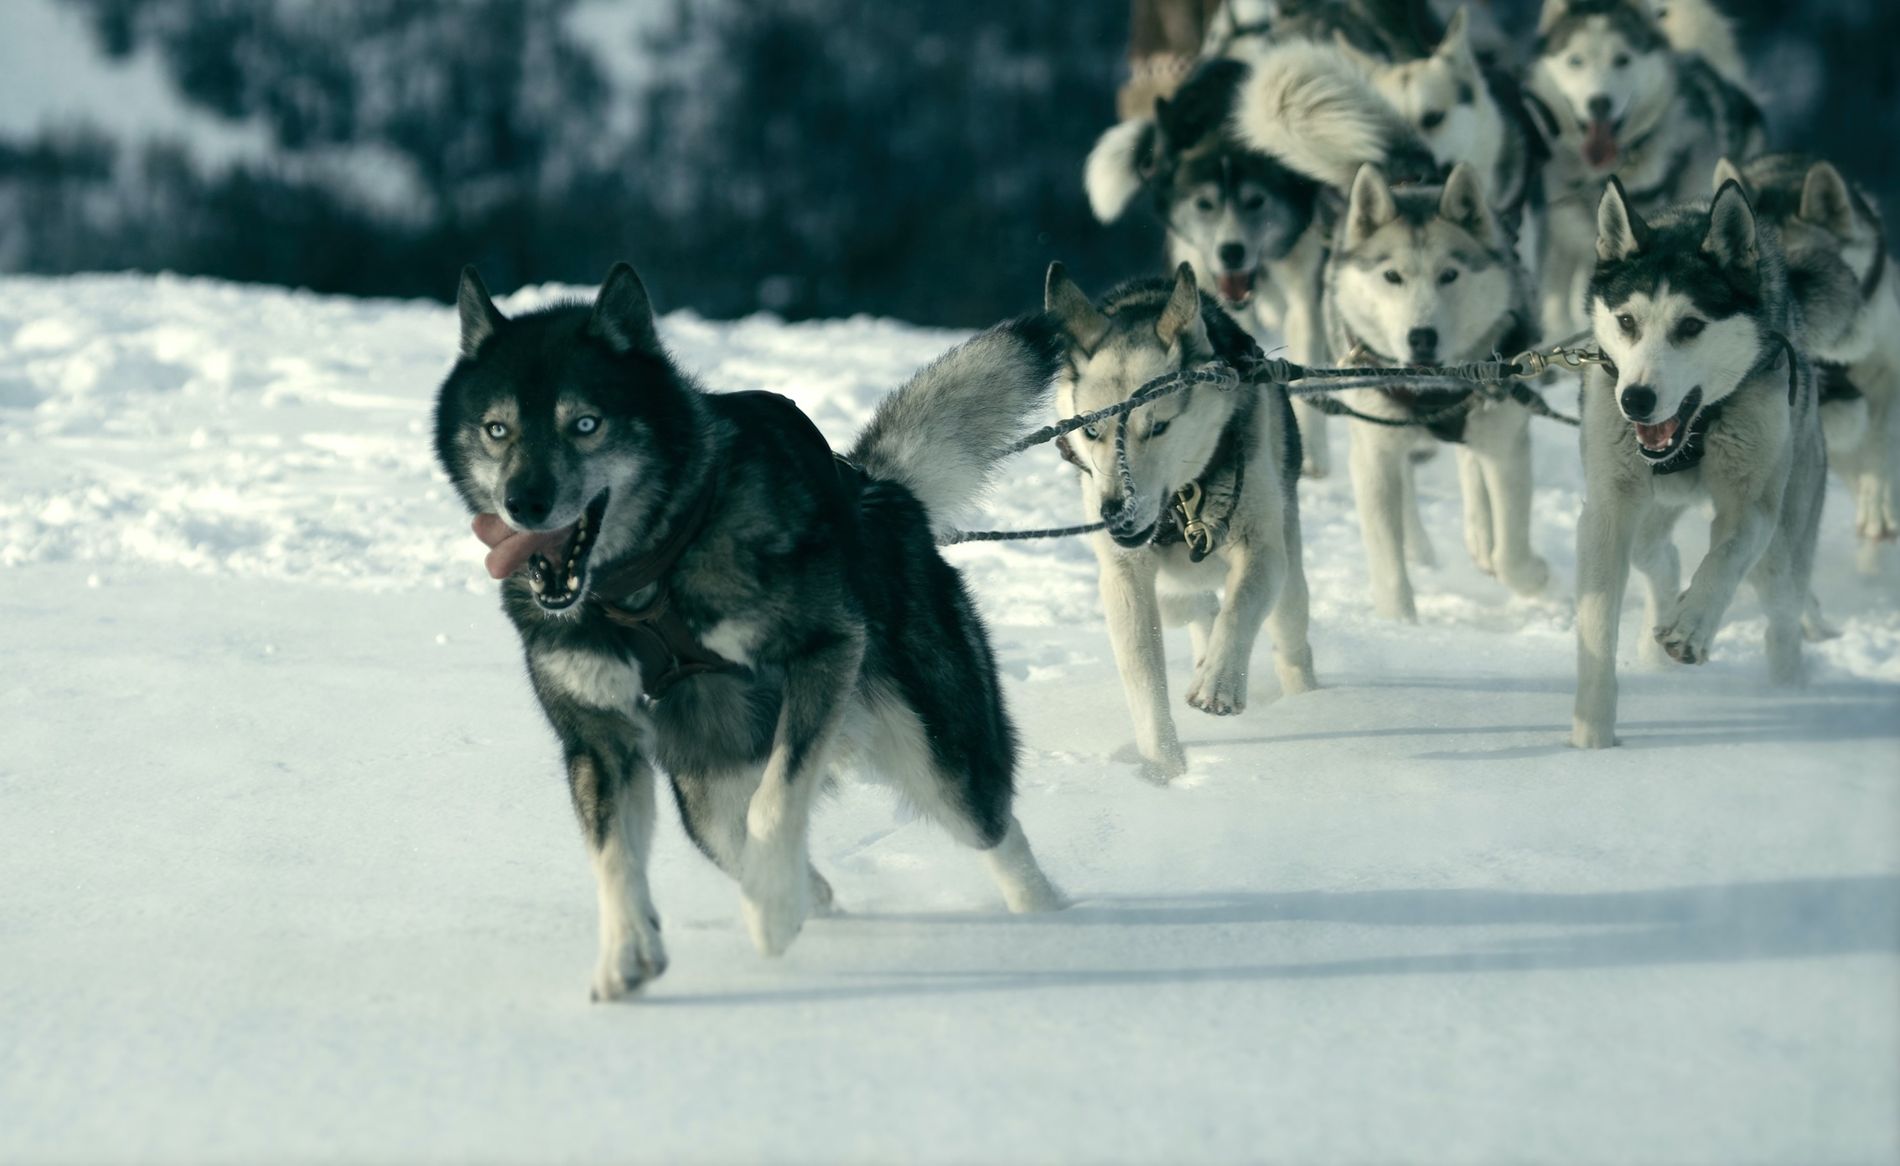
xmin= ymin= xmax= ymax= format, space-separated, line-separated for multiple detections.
xmin=1087 ymin=42 xmax=1436 ymax=478
xmin=1530 ymin=0 xmax=1764 ymax=338
xmin=1046 ymin=261 xmax=1317 ymax=782
xmin=1712 ymin=153 xmax=1900 ymax=574
xmin=1325 ymin=162 xmax=1549 ymax=620
xmin=1571 ymin=180 xmax=1827 ymax=749
xmin=433 ymin=263 xmax=1065 ymax=998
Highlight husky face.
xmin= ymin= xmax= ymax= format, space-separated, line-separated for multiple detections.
xmin=1367 ymin=9 xmax=1495 ymax=176
xmin=1167 ymin=147 xmax=1317 ymax=308
xmin=1535 ymin=0 xmax=1671 ymax=173
xmin=1590 ymin=179 xmax=1771 ymax=462
xmin=433 ymin=264 xmax=698 ymax=615
xmin=1332 ymin=164 xmax=1519 ymax=365
xmin=1046 ymin=264 xmax=1233 ymax=548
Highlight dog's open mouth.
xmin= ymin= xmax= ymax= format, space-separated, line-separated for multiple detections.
xmin=1582 ymin=117 xmax=1622 ymax=170
xmin=1216 ymin=270 xmax=1255 ymax=307
xmin=1108 ymin=520 xmax=1158 ymax=549
xmin=477 ymin=490 xmax=611 ymax=611
xmin=1630 ymin=388 xmax=1702 ymax=461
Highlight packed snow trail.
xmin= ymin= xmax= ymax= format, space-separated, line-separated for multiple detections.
xmin=1 ymin=276 xmax=1895 ymax=1164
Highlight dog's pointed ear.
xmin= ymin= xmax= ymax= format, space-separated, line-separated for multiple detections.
xmin=1798 ymin=161 xmax=1857 ymax=241
xmin=1345 ymin=165 xmax=1398 ymax=250
xmin=589 ymin=262 xmax=659 ymax=354
xmin=1156 ymin=262 xmax=1207 ymax=350
xmin=1439 ymin=162 xmax=1495 ymax=242
xmin=1536 ymin=0 xmax=1569 ymax=36
xmin=1596 ymin=177 xmax=1647 ymax=261
xmin=457 ymin=266 xmax=505 ymax=358
xmin=1438 ymin=7 xmax=1477 ymax=68
xmin=1709 ymin=156 xmax=1747 ymax=197
xmin=1045 ymin=262 xmax=1109 ymax=351
xmin=1703 ymin=179 xmax=1759 ymax=281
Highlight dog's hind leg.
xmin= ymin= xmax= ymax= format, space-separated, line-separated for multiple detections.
xmin=1266 ymin=494 xmax=1318 ymax=696
xmin=1401 ymin=452 xmax=1438 ymax=568
xmin=1478 ymin=414 xmax=1550 ymax=596
xmin=1631 ymin=504 xmax=1683 ymax=668
xmin=740 ymin=631 xmax=864 ymax=956
xmin=1457 ymin=445 xmax=1495 ymax=575
xmin=1159 ymin=591 xmax=1219 ymax=671
xmin=561 ymin=713 xmax=668 ymax=1001
xmin=1349 ymin=421 xmax=1418 ymax=621
xmin=1293 ymin=400 xmax=1332 ymax=479
xmin=672 ymin=767 xmax=838 ymax=914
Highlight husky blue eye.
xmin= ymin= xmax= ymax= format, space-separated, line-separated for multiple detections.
xmin=1150 ymin=419 xmax=1170 ymax=437
xmin=574 ymin=415 xmax=600 ymax=435
xmin=1384 ymin=270 xmax=1403 ymax=285
xmin=484 ymin=421 xmax=509 ymax=440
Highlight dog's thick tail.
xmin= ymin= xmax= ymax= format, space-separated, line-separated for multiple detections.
xmin=1230 ymin=41 xmax=1432 ymax=189
xmin=849 ymin=315 xmax=1065 ymax=536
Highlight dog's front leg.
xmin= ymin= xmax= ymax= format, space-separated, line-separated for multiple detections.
xmin=1348 ymin=418 xmax=1417 ymax=621
xmin=563 ymin=716 xmax=668 ymax=1001
xmin=1098 ymin=552 xmax=1185 ymax=780
xmin=1573 ymin=494 xmax=1638 ymax=749
xmin=740 ymin=630 xmax=864 ymax=957
xmin=1188 ymin=540 xmax=1282 ymax=716
xmin=1656 ymin=489 xmax=1778 ymax=666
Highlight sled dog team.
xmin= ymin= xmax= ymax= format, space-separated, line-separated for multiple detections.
xmin=432 ymin=0 xmax=1895 ymax=997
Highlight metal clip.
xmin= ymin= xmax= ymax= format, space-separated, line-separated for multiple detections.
xmin=1175 ymin=481 xmax=1215 ymax=561
xmin=1511 ymin=344 xmax=1614 ymax=380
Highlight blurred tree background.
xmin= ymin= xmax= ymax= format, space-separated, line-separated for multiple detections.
xmin=0 ymin=0 xmax=1892 ymax=326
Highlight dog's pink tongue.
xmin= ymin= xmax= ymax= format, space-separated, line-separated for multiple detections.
xmin=1217 ymin=272 xmax=1253 ymax=304
xmin=472 ymin=513 xmax=570 ymax=580
xmin=1583 ymin=120 xmax=1618 ymax=170
xmin=1634 ymin=417 xmax=1679 ymax=452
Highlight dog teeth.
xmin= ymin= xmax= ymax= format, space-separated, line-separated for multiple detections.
xmin=530 ymin=575 xmax=545 ymax=594
xmin=567 ymin=574 xmax=580 ymax=591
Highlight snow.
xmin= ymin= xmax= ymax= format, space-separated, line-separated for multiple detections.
xmin=1 ymin=274 xmax=1896 ymax=1164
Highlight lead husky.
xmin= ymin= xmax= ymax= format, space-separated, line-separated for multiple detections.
xmin=433 ymin=263 xmax=1065 ymax=998
xmin=1046 ymin=262 xmax=1317 ymax=782
xmin=1711 ymin=154 xmax=1900 ymax=572
xmin=1530 ymin=0 xmax=1764 ymax=337
xmin=1325 ymin=162 xmax=1549 ymax=619
xmin=1571 ymin=180 xmax=1827 ymax=749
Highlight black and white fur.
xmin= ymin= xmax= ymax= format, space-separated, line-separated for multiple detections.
xmin=1046 ymin=262 xmax=1318 ymax=782
xmin=433 ymin=264 xmax=1065 ymax=998
xmin=1325 ymin=162 xmax=1550 ymax=619
xmin=1530 ymin=0 xmax=1764 ymax=338
xmin=1571 ymin=180 xmax=1827 ymax=748
xmin=1712 ymin=153 xmax=1900 ymax=574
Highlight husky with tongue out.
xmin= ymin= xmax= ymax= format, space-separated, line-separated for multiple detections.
xmin=432 ymin=263 xmax=1067 ymax=1000
xmin=1528 ymin=0 xmax=1763 ymax=341
xmin=1571 ymin=177 xmax=1828 ymax=750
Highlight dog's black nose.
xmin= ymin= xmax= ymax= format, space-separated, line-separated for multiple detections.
xmin=1407 ymin=328 xmax=1438 ymax=362
xmin=1619 ymin=384 xmax=1657 ymax=420
xmin=1217 ymin=243 xmax=1247 ymax=271
xmin=1586 ymin=94 xmax=1613 ymax=122
xmin=505 ymin=491 xmax=553 ymax=525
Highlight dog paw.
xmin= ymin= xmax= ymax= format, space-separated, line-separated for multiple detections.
xmin=1653 ymin=600 xmax=1714 ymax=665
xmin=740 ymin=878 xmax=809 ymax=958
xmin=590 ymin=923 xmax=668 ymax=1002
xmin=1186 ymin=665 xmax=1247 ymax=716
xmin=808 ymin=867 xmax=840 ymax=917
xmin=1570 ymin=718 xmax=1618 ymax=750
xmin=1500 ymin=554 xmax=1551 ymax=597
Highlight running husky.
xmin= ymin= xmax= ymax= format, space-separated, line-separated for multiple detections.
xmin=433 ymin=263 xmax=1065 ymax=998
xmin=1086 ymin=42 xmax=1435 ymax=479
xmin=1571 ymin=180 xmax=1827 ymax=749
xmin=1530 ymin=0 xmax=1764 ymax=337
xmin=1325 ymin=162 xmax=1549 ymax=619
xmin=1711 ymin=153 xmax=1900 ymax=572
xmin=1045 ymin=262 xmax=1317 ymax=782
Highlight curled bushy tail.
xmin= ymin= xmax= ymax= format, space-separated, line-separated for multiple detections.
xmin=850 ymin=315 xmax=1064 ymax=535
xmin=1231 ymin=41 xmax=1430 ymax=189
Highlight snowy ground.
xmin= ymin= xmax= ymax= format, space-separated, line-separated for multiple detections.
xmin=2 ymin=274 xmax=1896 ymax=1165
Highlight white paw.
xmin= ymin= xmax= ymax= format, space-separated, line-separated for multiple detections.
xmin=1186 ymin=663 xmax=1247 ymax=716
xmin=590 ymin=919 xmax=668 ymax=1002
xmin=1276 ymin=658 xmax=1319 ymax=697
xmin=1570 ymin=718 xmax=1617 ymax=750
xmin=808 ymin=868 xmax=839 ymax=916
xmin=1654 ymin=596 xmax=1715 ymax=665
xmin=1373 ymin=595 xmax=1419 ymax=623
xmin=740 ymin=874 xmax=809 ymax=958
xmin=1500 ymin=554 xmax=1551 ymax=597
